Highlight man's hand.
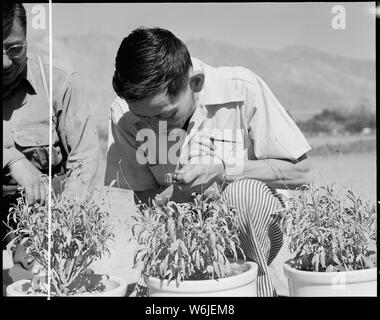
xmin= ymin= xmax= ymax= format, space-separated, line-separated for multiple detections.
xmin=8 ymin=158 xmax=46 ymax=205
xmin=174 ymin=131 xmax=225 ymax=196
xmin=174 ymin=160 xmax=225 ymax=195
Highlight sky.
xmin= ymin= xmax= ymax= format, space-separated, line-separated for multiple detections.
xmin=25 ymin=2 xmax=376 ymax=60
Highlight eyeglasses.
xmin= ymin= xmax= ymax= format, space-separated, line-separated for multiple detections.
xmin=3 ymin=42 xmax=26 ymax=59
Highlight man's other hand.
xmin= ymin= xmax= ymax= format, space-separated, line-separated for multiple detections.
xmin=8 ymin=158 xmax=46 ymax=205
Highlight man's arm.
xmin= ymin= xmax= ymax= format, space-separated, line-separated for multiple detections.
xmin=3 ymin=147 xmax=46 ymax=203
xmin=3 ymin=147 xmax=26 ymax=169
xmin=3 ymin=147 xmax=47 ymax=203
xmin=134 ymin=153 xmax=311 ymax=206
xmin=56 ymin=72 xmax=101 ymax=198
xmin=241 ymin=69 xmax=312 ymax=188
xmin=171 ymin=70 xmax=313 ymax=194
xmin=105 ymin=98 xmax=160 ymax=197
xmin=229 ymin=154 xmax=310 ymax=190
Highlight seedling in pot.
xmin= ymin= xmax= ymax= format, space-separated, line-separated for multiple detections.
xmin=131 ymin=192 xmax=246 ymax=287
xmin=4 ymin=172 xmax=115 ymax=296
xmin=280 ymin=183 xmax=376 ymax=272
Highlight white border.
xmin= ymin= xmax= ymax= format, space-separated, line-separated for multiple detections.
xmin=47 ymin=0 xmax=53 ymax=300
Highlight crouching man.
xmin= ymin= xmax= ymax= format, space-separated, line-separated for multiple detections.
xmin=105 ymin=27 xmax=311 ymax=296
xmin=2 ymin=3 xmax=101 ymax=285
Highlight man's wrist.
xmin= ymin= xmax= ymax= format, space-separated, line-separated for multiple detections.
xmin=8 ymin=157 xmax=25 ymax=169
xmin=221 ymin=155 xmax=246 ymax=182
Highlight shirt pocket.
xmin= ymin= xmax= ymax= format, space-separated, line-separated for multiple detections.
xmin=13 ymin=125 xmax=50 ymax=148
xmin=13 ymin=125 xmax=63 ymax=172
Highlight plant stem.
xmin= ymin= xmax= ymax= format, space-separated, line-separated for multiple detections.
xmin=65 ymin=258 xmax=94 ymax=288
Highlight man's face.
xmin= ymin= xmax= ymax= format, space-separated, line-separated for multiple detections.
xmin=128 ymin=83 xmax=197 ymax=133
xmin=3 ymin=18 xmax=27 ymax=86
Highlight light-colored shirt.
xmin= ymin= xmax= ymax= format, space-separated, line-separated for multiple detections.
xmin=105 ymin=57 xmax=311 ymax=191
xmin=3 ymin=52 xmax=101 ymax=196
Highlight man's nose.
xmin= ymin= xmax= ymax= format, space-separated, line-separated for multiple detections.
xmin=3 ymin=53 xmax=13 ymax=70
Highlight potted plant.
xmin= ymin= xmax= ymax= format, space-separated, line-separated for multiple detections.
xmin=280 ymin=183 xmax=377 ymax=297
xmin=4 ymin=178 xmax=128 ymax=297
xmin=131 ymin=193 xmax=258 ymax=297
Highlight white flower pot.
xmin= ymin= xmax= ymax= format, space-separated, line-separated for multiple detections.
xmin=283 ymin=262 xmax=377 ymax=297
xmin=145 ymin=261 xmax=258 ymax=297
xmin=6 ymin=275 xmax=128 ymax=297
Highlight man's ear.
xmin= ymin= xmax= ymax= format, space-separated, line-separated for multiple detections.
xmin=189 ymin=71 xmax=205 ymax=93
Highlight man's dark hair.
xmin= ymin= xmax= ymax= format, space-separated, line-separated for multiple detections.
xmin=3 ymin=2 xmax=27 ymax=38
xmin=113 ymin=27 xmax=193 ymax=101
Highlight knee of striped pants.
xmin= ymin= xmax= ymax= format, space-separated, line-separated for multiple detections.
xmin=220 ymin=178 xmax=284 ymax=265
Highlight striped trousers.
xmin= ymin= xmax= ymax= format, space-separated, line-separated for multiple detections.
xmin=133 ymin=178 xmax=284 ymax=297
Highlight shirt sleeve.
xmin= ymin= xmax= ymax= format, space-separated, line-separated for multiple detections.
xmin=3 ymin=147 xmax=26 ymax=169
xmin=55 ymin=72 xmax=101 ymax=198
xmin=104 ymin=98 xmax=159 ymax=191
xmin=245 ymin=73 xmax=311 ymax=161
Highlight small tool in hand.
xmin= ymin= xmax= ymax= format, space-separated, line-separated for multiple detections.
xmin=210 ymin=137 xmax=238 ymax=143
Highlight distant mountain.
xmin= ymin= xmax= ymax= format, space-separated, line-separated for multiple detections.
xmin=28 ymin=34 xmax=375 ymax=126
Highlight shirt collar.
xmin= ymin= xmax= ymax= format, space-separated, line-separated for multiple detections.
xmin=191 ymin=57 xmax=245 ymax=106
xmin=3 ymin=60 xmax=36 ymax=97
xmin=23 ymin=54 xmax=38 ymax=95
